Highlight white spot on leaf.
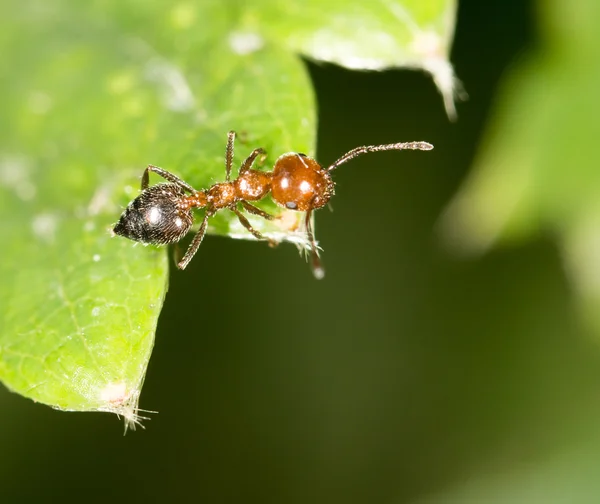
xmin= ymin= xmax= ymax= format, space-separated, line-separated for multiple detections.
xmin=145 ymin=58 xmax=195 ymax=112
xmin=0 ymin=155 xmax=36 ymax=201
xmin=100 ymin=382 xmax=128 ymax=403
xmin=228 ymin=31 xmax=264 ymax=55
xmin=88 ymin=183 xmax=114 ymax=216
xmin=32 ymin=213 xmax=59 ymax=243
xmin=97 ymin=383 xmax=152 ymax=433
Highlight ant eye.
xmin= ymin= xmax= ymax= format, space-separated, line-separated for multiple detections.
xmin=114 ymin=183 xmax=193 ymax=245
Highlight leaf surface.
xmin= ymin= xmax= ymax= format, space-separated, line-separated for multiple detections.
xmin=0 ymin=0 xmax=456 ymax=424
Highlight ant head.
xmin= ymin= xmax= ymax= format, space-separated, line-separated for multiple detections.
xmin=113 ymin=183 xmax=193 ymax=245
xmin=271 ymin=153 xmax=335 ymax=211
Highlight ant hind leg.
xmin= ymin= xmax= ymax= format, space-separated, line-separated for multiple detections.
xmin=142 ymin=165 xmax=196 ymax=193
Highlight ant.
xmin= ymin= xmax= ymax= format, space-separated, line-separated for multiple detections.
xmin=113 ymin=131 xmax=433 ymax=278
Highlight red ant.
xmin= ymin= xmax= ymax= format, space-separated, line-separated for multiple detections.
xmin=113 ymin=131 xmax=433 ymax=278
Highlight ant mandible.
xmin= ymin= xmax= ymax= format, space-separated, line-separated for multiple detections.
xmin=113 ymin=131 xmax=433 ymax=278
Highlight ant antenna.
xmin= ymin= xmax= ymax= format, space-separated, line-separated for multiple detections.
xmin=327 ymin=141 xmax=433 ymax=171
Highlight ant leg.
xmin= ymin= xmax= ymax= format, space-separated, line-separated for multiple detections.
xmin=177 ymin=210 xmax=211 ymax=270
xmin=225 ymin=130 xmax=236 ymax=181
xmin=304 ymin=208 xmax=325 ymax=280
xmin=239 ymin=148 xmax=267 ymax=174
xmin=232 ymin=208 xmax=276 ymax=245
xmin=142 ymin=165 xmax=196 ymax=193
xmin=241 ymin=201 xmax=274 ymax=220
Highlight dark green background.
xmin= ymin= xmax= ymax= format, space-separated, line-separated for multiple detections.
xmin=4 ymin=1 xmax=599 ymax=502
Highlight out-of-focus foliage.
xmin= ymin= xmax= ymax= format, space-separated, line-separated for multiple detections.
xmin=416 ymin=433 xmax=600 ymax=503
xmin=3 ymin=1 xmax=600 ymax=503
xmin=442 ymin=0 xmax=600 ymax=332
xmin=0 ymin=0 xmax=456 ymax=424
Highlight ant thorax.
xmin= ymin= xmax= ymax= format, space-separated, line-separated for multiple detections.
xmin=187 ymin=169 xmax=273 ymax=211
xmin=234 ymin=169 xmax=273 ymax=201
xmin=271 ymin=153 xmax=335 ymax=211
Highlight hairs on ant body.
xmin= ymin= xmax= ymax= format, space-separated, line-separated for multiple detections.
xmin=113 ymin=131 xmax=433 ymax=278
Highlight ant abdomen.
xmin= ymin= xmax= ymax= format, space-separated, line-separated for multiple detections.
xmin=114 ymin=183 xmax=193 ymax=245
xmin=271 ymin=153 xmax=335 ymax=211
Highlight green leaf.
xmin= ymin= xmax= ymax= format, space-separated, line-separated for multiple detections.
xmin=0 ymin=0 xmax=456 ymax=427
xmin=440 ymin=0 xmax=600 ymax=331
xmin=248 ymin=0 xmax=460 ymax=117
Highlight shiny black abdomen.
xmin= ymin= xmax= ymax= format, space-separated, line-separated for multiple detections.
xmin=113 ymin=183 xmax=193 ymax=245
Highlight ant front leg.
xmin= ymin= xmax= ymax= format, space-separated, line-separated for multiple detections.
xmin=241 ymin=201 xmax=274 ymax=220
xmin=232 ymin=207 xmax=276 ymax=245
xmin=304 ymin=207 xmax=325 ymax=280
xmin=142 ymin=165 xmax=196 ymax=193
xmin=177 ymin=210 xmax=212 ymax=270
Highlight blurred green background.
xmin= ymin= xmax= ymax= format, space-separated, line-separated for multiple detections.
xmin=3 ymin=0 xmax=600 ymax=503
